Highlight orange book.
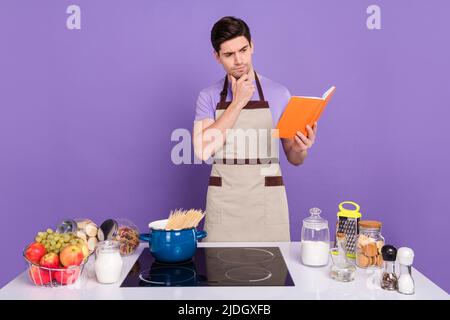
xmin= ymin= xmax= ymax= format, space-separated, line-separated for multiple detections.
xmin=275 ymin=86 xmax=336 ymax=138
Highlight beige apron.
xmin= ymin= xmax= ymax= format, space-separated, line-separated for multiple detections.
xmin=204 ymin=72 xmax=290 ymax=242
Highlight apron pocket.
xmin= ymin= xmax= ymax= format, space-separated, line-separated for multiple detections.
xmin=209 ymin=176 xmax=222 ymax=186
xmin=205 ymin=179 xmax=222 ymax=225
xmin=264 ymin=177 xmax=289 ymax=225
xmin=265 ymin=176 xmax=284 ymax=186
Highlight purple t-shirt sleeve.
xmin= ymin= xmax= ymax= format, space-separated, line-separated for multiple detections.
xmin=271 ymin=86 xmax=291 ymax=126
xmin=194 ymin=90 xmax=215 ymax=121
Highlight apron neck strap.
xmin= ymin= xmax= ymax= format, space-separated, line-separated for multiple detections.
xmin=220 ymin=71 xmax=265 ymax=103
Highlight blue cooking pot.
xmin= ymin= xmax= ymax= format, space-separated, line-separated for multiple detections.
xmin=139 ymin=219 xmax=207 ymax=263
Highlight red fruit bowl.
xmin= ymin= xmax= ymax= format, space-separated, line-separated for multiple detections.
xmin=23 ymin=247 xmax=87 ymax=287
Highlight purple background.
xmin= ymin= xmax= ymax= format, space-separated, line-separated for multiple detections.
xmin=1 ymin=0 xmax=449 ymax=293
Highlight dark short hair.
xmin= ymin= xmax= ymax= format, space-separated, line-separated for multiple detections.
xmin=211 ymin=16 xmax=252 ymax=53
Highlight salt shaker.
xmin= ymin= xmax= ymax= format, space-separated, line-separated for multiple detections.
xmin=380 ymin=245 xmax=398 ymax=291
xmin=397 ymin=247 xmax=415 ymax=295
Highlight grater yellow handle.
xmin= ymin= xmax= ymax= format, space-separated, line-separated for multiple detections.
xmin=339 ymin=201 xmax=360 ymax=213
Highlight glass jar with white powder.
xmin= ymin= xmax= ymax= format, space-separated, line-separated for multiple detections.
xmin=301 ymin=208 xmax=330 ymax=267
xmin=94 ymin=240 xmax=123 ymax=284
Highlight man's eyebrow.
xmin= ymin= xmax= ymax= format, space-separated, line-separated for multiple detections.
xmin=222 ymin=45 xmax=249 ymax=55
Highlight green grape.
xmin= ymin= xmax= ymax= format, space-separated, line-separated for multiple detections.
xmin=46 ymin=228 xmax=53 ymax=234
xmin=63 ymin=234 xmax=70 ymax=242
xmin=56 ymin=243 xmax=61 ymax=249
xmin=37 ymin=232 xmax=45 ymax=237
xmin=35 ymin=236 xmax=41 ymax=242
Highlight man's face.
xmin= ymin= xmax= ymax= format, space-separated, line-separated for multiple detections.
xmin=214 ymin=36 xmax=254 ymax=79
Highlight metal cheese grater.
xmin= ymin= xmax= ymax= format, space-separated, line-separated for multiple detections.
xmin=336 ymin=201 xmax=362 ymax=260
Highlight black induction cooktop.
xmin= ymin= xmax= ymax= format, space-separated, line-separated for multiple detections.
xmin=120 ymin=247 xmax=295 ymax=287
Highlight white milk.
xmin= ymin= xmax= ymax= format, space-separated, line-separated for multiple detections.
xmin=301 ymin=241 xmax=330 ymax=266
xmin=95 ymin=251 xmax=123 ymax=284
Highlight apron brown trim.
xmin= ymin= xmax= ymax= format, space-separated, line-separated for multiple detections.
xmin=216 ymin=100 xmax=269 ymax=110
xmin=209 ymin=176 xmax=284 ymax=187
xmin=265 ymin=176 xmax=284 ymax=186
xmin=213 ymin=158 xmax=279 ymax=165
xmin=209 ymin=176 xmax=222 ymax=186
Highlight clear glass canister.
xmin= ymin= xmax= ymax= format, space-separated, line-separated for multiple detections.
xmin=356 ymin=220 xmax=385 ymax=269
xmin=94 ymin=240 xmax=123 ymax=284
xmin=301 ymin=207 xmax=330 ymax=266
xmin=115 ymin=218 xmax=140 ymax=256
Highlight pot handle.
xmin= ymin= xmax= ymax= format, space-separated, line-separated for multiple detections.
xmin=195 ymin=230 xmax=207 ymax=240
xmin=139 ymin=233 xmax=152 ymax=242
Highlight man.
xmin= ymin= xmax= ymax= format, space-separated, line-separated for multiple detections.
xmin=193 ymin=16 xmax=318 ymax=242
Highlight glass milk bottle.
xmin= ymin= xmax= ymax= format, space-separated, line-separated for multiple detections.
xmin=95 ymin=240 xmax=123 ymax=284
xmin=301 ymin=208 xmax=330 ymax=267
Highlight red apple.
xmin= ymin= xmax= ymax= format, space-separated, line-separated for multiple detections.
xmin=77 ymin=242 xmax=89 ymax=260
xmin=24 ymin=242 xmax=46 ymax=264
xmin=59 ymin=245 xmax=84 ymax=267
xmin=28 ymin=265 xmax=51 ymax=285
xmin=39 ymin=252 xmax=60 ymax=269
xmin=54 ymin=267 xmax=80 ymax=285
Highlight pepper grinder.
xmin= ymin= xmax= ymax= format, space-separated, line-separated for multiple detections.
xmin=381 ymin=245 xmax=398 ymax=291
xmin=397 ymin=247 xmax=415 ymax=295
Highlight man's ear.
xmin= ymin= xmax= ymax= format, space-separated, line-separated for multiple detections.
xmin=213 ymin=50 xmax=221 ymax=63
xmin=250 ymin=41 xmax=255 ymax=54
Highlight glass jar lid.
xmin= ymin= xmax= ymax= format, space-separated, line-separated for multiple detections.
xmin=303 ymin=207 xmax=328 ymax=230
xmin=95 ymin=240 xmax=120 ymax=255
xmin=359 ymin=220 xmax=382 ymax=230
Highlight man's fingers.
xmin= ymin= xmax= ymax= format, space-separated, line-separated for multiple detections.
xmin=237 ymin=73 xmax=249 ymax=83
xmin=296 ymin=131 xmax=311 ymax=147
xmin=294 ymin=136 xmax=306 ymax=149
xmin=230 ymin=75 xmax=237 ymax=86
xmin=313 ymin=122 xmax=318 ymax=135
xmin=306 ymin=125 xmax=315 ymax=143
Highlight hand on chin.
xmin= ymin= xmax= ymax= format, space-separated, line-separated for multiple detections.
xmin=233 ymin=68 xmax=247 ymax=79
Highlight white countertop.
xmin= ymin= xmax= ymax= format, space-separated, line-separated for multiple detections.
xmin=1 ymin=242 xmax=448 ymax=300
